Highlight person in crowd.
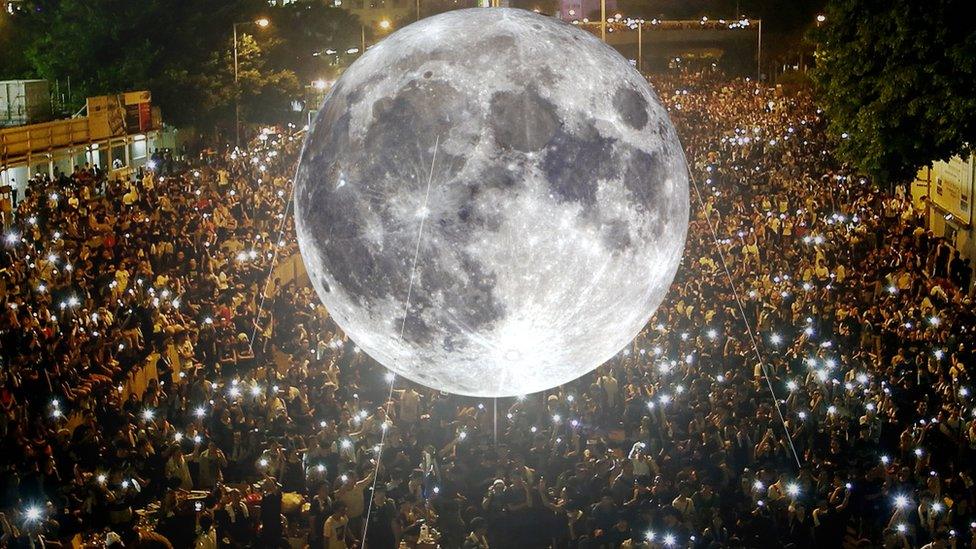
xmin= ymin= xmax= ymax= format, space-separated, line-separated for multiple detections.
xmin=1 ymin=72 xmax=975 ymax=549
xmin=462 ymin=516 xmax=490 ymax=549
xmin=323 ymin=501 xmax=350 ymax=549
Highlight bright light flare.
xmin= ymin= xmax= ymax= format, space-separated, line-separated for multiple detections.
xmin=24 ymin=506 xmax=42 ymax=522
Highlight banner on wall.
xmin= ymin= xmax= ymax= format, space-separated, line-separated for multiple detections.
xmin=932 ymin=155 xmax=975 ymax=224
xmin=87 ymin=91 xmax=154 ymax=140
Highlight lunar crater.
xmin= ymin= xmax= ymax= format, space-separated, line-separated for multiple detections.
xmin=613 ymin=87 xmax=650 ymax=130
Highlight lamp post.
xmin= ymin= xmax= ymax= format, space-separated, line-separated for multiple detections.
xmin=600 ymin=0 xmax=606 ymax=41
xmin=362 ymin=19 xmax=392 ymax=52
xmin=637 ymin=20 xmax=643 ymax=72
xmin=233 ymin=17 xmax=270 ymax=147
xmin=757 ymin=18 xmax=762 ymax=81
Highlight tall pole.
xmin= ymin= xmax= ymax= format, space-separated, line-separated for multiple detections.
xmin=493 ymin=398 xmax=498 ymax=446
xmin=600 ymin=0 xmax=606 ymax=41
xmin=757 ymin=19 xmax=762 ymax=81
xmin=637 ymin=21 xmax=642 ymax=73
xmin=416 ymin=0 xmax=420 ymax=20
xmin=233 ymin=23 xmax=240 ymax=147
xmin=361 ymin=25 xmax=366 ymax=53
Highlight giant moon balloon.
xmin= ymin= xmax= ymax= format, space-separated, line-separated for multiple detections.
xmin=295 ymin=8 xmax=688 ymax=397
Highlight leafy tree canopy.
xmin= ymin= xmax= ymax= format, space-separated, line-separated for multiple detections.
xmin=14 ymin=0 xmax=268 ymax=127
xmin=811 ymin=0 xmax=976 ymax=183
xmin=262 ymin=2 xmax=362 ymax=83
xmin=1 ymin=0 xmax=358 ymax=132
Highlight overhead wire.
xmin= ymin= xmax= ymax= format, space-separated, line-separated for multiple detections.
xmin=687 ymin=168 xmax=803 ymax=470
xmin=362 ymin=135 xmax=440 ymax=546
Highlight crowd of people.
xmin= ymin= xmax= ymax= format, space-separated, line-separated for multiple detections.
xmin=1 ymin=69 xmax=975 ymax=549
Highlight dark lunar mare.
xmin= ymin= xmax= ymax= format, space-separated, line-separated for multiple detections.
xmin=297 ymin=76 xmax=512 ymax=349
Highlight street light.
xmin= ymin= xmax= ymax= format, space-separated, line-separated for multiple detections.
xmin=601 ymin=0 xmax=606 ymax=41
xmin=636 ymin=19 xmax=644 ymax=72
xmin=362 ymin=20 xmax=393 ymax=52
xmin=233 ymin=17 xmax=271 ymax=146
xmin=816 ymin=14 xmax=826 ymax=23
xmin=758 ymin=18 xmax=763 ymax=80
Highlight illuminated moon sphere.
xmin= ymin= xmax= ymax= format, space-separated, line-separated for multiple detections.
xmin=295 ymin=8 xmax=688 ymax=397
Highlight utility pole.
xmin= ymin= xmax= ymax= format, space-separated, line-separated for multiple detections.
xmin=757 ymin=19 xmax=763 ymax=81
xmin=637 ymin=21 xmax=643 ymax=72
xmin=232 ymin=18 xmax=269 ymax=147
xmin=600 ymin=0 xmax=606 ymax=41
xmin=233 ymin=23 xmax=240 ymax=147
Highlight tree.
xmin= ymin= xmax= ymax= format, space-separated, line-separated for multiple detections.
xmin=235 ymin=34 xmax=302 ymax=126
xmin=0 ymin=9 xmax=33 ymax=80
xmin=811 ymin=0 xmax=976 ymax=183
xmin=414 ymin=0 xmax=479 ymax=20
xmin=262 ymin=2 xmax=363 ymax=84
xmin=11 ymin=0 xmax=296 ymax=131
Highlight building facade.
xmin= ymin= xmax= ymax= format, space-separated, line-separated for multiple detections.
xmin=0 ymin=89 xmax=165 ymax=199
xmin=913 ymin=154 xmax=976 ymax=264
